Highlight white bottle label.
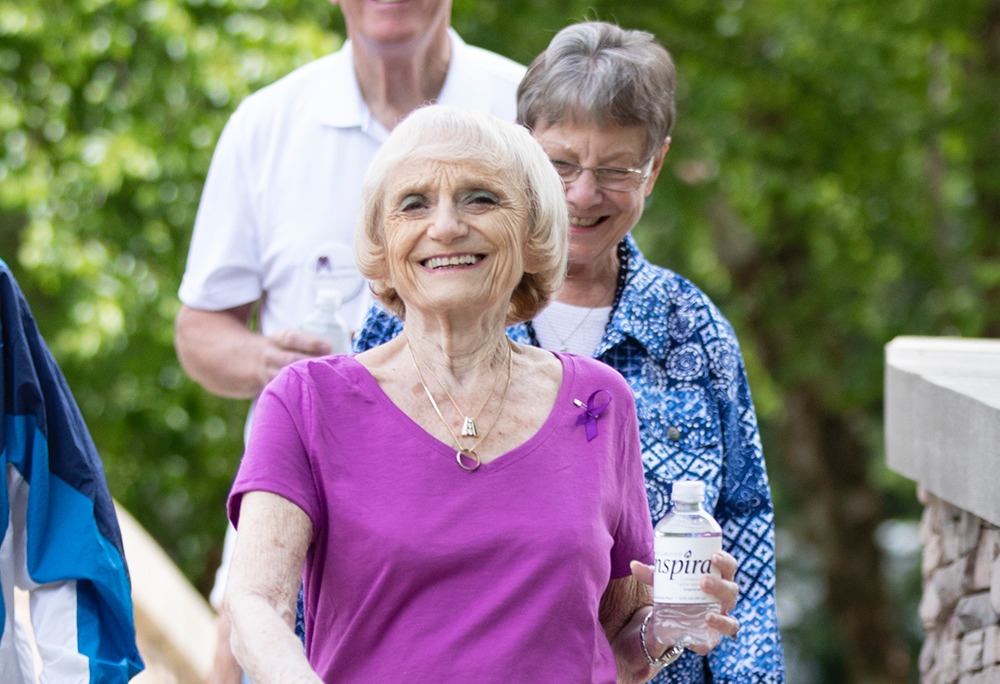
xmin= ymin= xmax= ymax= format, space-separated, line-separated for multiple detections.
xmin=653 ymin=536 xmax=722 ymax=604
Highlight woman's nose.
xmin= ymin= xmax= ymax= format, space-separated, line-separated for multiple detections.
xmin=563 ymin=170 xmax=603 ymax=208
xmin=426 ymin=202 xmax=468 ymax=241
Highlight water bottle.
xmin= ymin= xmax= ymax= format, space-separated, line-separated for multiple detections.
xmin=651 ymin=479 xmax=723 ymax=650
xmin=301 ymin=289 xmax=352 ymax=354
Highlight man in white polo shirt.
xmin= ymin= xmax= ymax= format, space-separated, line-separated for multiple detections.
xmin=174 ymin=1 xmax=524 ymax=680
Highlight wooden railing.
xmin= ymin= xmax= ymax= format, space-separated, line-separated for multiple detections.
xmin=16 ymin=503 xmax=216 ymax=683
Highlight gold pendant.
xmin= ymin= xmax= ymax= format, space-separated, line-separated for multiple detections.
xmin=461 ymin=416 xmax=478 ymax=437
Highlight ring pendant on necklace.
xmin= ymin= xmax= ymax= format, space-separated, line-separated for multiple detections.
xmin=406 ymin=337 xmax=514 ymax=471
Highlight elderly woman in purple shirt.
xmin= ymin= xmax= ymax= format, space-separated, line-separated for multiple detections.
xmin=223 ymin=105 xmax=739 ymax=682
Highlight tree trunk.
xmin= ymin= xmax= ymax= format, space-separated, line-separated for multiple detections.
xmin=711 ymin=196 xmax=910 ymax=681
xmin=968 ymin=0 xmax=1000 ymax=337
xmin=780 ymin=389 xmax=910 ymax=683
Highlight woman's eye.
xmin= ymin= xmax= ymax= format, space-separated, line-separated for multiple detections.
xmin=550 ymin=160 xmax=577 ymax=177
xmin=598 ymin=167 xmax=632 ymax=181
xmin=462 ymin=190 xmax=499 ymax=207
xmin=399 ymin=194 xmax=428 ymax=212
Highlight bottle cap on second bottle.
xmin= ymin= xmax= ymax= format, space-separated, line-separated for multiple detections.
xmin=672 ymin=479 xmax=705 ymax=503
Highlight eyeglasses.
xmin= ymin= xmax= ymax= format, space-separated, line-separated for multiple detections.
xmin=549 ymin=158 xmax=653 ymax=192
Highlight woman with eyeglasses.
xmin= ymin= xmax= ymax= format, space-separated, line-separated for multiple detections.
xmin=357 ymin=21 xmax=784 ymax=683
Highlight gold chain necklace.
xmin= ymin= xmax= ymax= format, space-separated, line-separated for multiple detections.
xmin=413 ymin=347 xmax=506 ymax=438
xmin=405 ymin=337 xmax=514 ymax=471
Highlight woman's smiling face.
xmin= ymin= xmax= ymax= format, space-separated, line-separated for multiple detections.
xmin=380 ymin=156 xmax=530 ymax=317
xmin=532 ymin=121 xmax=665 ymax=272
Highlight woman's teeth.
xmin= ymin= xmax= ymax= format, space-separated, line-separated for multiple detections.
xmin=424 ymin=255 xmax=479 ymax=269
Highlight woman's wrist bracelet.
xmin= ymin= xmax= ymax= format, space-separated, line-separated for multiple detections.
xmin=640 ymin=610 xmax=685 ymax=668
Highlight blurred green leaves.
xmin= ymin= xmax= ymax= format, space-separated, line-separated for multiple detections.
xmin=1 ymin=0 xmax=339 ymax=591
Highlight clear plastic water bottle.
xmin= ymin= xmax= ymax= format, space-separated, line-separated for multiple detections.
xmin=301 ymin=289 xmax=352 ymax=354
xmin=651 ymin=479 xmax=723 ymax=650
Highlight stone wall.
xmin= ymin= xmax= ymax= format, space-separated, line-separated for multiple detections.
xmin=884 ymin=337 xmax=1000 ymax=684
xmin=916 ymin=487 xmax=1000 ymax=683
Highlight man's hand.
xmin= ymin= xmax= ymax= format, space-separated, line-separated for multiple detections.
xmin=175 ymin=305 xmax=335 ymax=398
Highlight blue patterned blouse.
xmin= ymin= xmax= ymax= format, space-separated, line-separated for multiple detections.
xmin=353 ymin=234 xmax=785 ymax=683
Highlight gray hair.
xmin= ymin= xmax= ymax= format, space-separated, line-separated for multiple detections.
xmin=355 ymin=105 xmax=568 ymax=325
xmin=517 ymin=21 xmax=676 ymax=161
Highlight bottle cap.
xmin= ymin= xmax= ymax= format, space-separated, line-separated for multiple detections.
xmin=316 ymin=289 xmax=343 ymax=309
xmin=672 ymin=480 xmax=705 ymax=503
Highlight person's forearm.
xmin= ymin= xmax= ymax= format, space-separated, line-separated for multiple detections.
xmin=227 ymin=592 xmax=320 ymax=684
xmin=176 ymin=304 xmax=335 ymax=398
xmin=611 ymin=606 xmax=671 ymax=684
xmin=175 ymin=304 xmax=269 ymax=398
xmin=601 ymin=573 xmax=674 ymax=684
xmin=226 ymin=492 xmax=317 ymax=683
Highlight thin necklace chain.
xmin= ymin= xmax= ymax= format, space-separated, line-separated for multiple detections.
xmin=527 ymin=238 xmax=630 ymax=352
xmin=405 ymin=337 xmax=514 ymax=471
xmin=411 ymin=344 xmax=507 ymax=437
xmin=542 ymin=280 xmax=616 ymax=352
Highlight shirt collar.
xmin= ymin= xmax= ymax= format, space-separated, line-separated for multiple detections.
xmin=312 ymin=41 xmax=366 ymax=129
xmin=599 ymin=234 xmax=675 ymax=359
xmin=435 ymin=31 xmax=501 ymax=111
xmin=313 ymin=29 xmax=470 ymax=133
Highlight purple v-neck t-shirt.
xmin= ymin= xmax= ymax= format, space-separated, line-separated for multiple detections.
xmin=229 ymin=351 xmax=653 ymax=683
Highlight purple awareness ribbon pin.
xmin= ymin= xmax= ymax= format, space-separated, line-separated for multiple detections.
xmin=575 ymin=389 xmax=612 ymax=442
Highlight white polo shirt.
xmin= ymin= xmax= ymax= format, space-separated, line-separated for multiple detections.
xmin=179 ymin=30 xmax=526 ymax=332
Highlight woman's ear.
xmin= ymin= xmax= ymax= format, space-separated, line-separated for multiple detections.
xmin=643 ymin=136 xmax=671 ymax=197
xmin=521 ymin=244 xmax=541 ymax=275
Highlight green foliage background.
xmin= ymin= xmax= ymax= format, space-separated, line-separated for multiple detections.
xmin=3 ymin=0 xmax=998 ymax=681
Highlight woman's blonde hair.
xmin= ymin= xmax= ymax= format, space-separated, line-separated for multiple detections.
xmin=354 ymin=105 xmax=568 ymax=325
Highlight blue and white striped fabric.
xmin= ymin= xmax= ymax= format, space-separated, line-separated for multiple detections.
xmin=0 ymin=260 xmax=144 ymax=682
